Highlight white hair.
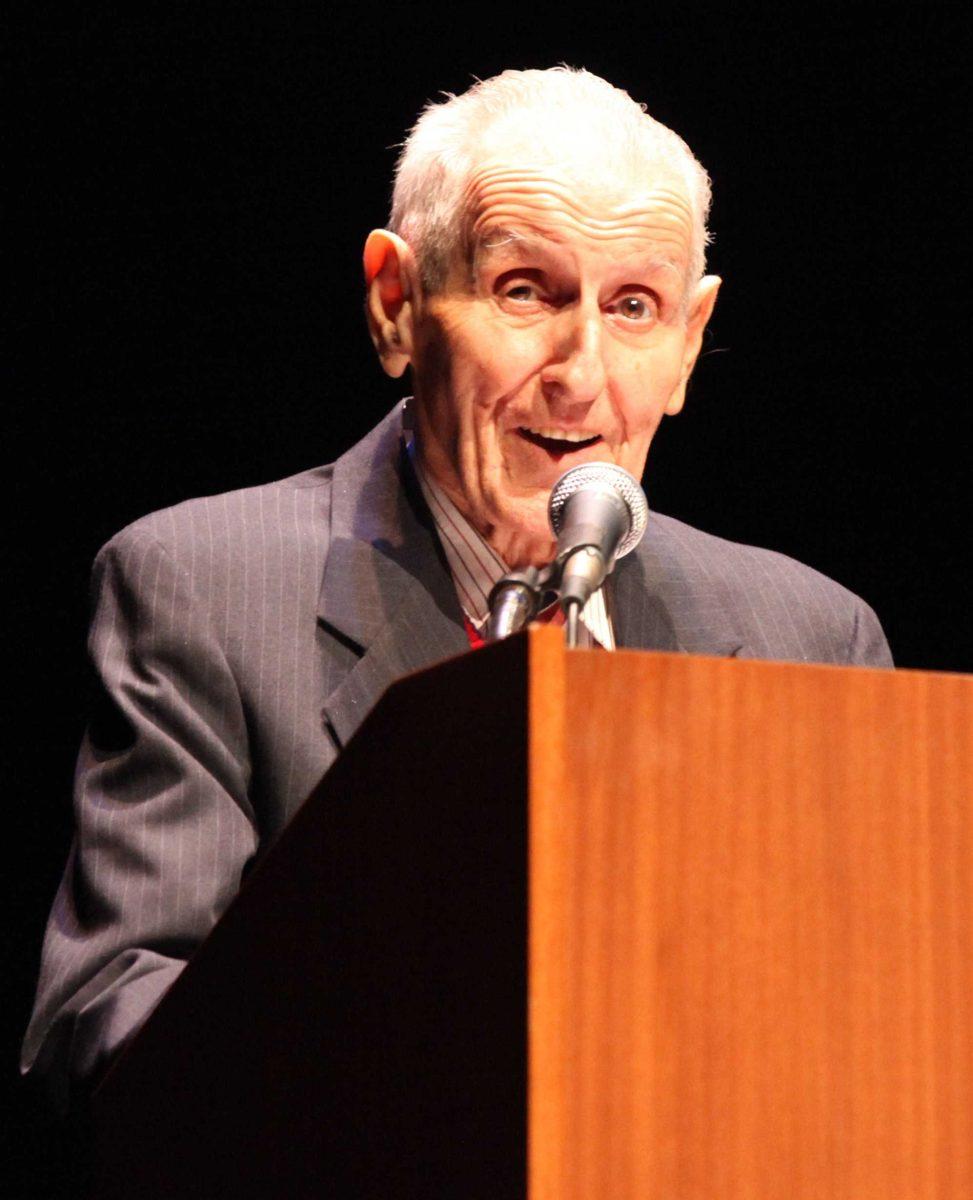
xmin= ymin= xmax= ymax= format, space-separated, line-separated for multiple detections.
xmin=389 ymin=66 xmax=713 ymax=295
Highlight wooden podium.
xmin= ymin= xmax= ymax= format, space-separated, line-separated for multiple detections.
xmin=92 ymin=627 xmax=972 ymax=1198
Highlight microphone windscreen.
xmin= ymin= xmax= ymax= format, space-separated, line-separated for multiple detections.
xmin=548 ymin=463 xmax=649 ymax=559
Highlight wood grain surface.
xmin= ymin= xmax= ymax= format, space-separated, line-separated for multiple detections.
xmin=527 ymin=627 xmax=972 ymax=1199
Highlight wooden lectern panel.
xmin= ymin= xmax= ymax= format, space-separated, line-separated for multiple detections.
xmin=526 ymin=626 xmax=972 ymax=1199
xmin=91 ymin=625 xmax=970 ymax=1197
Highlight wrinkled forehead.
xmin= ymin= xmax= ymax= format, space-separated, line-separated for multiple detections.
xmin=457 ymin=153 xmax=695 ymax=279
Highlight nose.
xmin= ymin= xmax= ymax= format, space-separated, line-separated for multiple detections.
xmin=540 ymin=303 xmax=607 ymax=409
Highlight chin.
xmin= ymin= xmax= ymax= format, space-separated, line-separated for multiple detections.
xmin=486 ymin=499 xmax=556 ymax=568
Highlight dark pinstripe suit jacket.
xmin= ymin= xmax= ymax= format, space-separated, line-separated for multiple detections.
xmin=23 ymin=402 xmax=892 ymax=1106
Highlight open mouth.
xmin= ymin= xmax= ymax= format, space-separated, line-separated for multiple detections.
xmin=516 ymin=427 xmax=603 ymax=456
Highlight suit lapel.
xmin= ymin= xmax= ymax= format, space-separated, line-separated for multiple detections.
xmin=611 ymin=545 xmax=682 ymax=652
xmin=613 ymin=527 xmax=744 ymax=659
xmin=318 ymin=406 xmax=469 ymax=748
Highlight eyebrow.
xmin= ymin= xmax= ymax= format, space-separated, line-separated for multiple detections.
xmin=473 ymin=227 xmax=545 ymax=263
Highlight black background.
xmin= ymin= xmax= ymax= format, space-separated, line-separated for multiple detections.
xmin=6 ymin=8 xmax=971 ymax=1195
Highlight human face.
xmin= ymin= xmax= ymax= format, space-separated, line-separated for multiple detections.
xmin=410 ymin=160 xmax=718 ymax=566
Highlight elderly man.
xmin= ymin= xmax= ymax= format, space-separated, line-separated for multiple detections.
xmin=23 ymin=67 xmax=892 ymax=1107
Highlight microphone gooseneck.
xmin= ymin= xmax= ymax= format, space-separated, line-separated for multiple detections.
xmin=548 ymin=463 xmax=649 ymax=645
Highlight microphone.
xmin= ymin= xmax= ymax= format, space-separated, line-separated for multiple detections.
xmin=486 ymin=566 xmax=542 ymax=641
xmin=548 ymin=463 xmax=648 ymax=639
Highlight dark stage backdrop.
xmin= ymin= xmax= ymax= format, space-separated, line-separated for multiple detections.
xmin=7 ymin=10 xmax=970 ymax=1195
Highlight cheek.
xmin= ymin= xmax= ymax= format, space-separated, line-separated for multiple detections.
xmin=614 ymin=342 xmax=687 ymax=429
xmin=613 ymin=377 xmax=667 ymax=437
xmin=456 ymin=329 xmax=549 ymax=418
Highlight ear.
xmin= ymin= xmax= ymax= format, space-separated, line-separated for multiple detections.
xmin=664 ymin=275 xmax=722 ymax=416
xmin=363 ymin=230 xmax=421 ymax=379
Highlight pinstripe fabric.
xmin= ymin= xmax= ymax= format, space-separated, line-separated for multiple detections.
xmin=23 ymin=400 xmax=892 ymax=1107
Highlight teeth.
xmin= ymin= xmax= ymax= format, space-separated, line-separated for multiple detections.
xmin=522 ymin=427 xmax=599 ymax=444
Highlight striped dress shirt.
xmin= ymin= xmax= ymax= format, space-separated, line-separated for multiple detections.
xmin=409 ymin=445 xmax=614 ymax=649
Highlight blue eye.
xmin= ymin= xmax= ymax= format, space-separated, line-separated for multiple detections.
xmin=505 ymin=284 xmax=536 ymax=302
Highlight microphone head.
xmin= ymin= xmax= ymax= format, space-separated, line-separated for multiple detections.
xmin=548 ymin=462 xmax=649 ymax=559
